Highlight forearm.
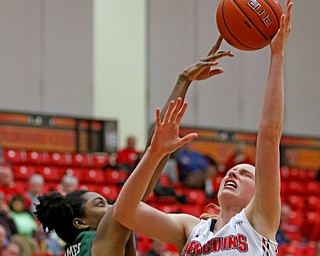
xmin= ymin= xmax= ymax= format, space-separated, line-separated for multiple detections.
xmin=259 ymin=53 xmax=284 ymax=137
xmin=142 ymin=74 xmax=192 ymax=201
xmin=114 ymin=148 xmax=164 ymax=222
xmin=254 ymin=53 xmax=284 ymax=232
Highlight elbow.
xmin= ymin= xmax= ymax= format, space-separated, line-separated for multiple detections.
xmin=113 ymin=204 xmax=126 ymax=225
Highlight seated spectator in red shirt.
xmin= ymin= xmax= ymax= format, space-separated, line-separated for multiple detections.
xmin=224 ymin=143 xmax=253 ymax=172
xmin=0 ymin=166 xmax=25 ymax=204
xmin=116 ymin=135 xmax=141 ymax=172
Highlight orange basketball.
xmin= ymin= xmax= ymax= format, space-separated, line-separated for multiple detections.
xmin=216 ymin=0 xmax=283 ymax=51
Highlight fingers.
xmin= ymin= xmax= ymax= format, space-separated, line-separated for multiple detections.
xmin=168 ymin=97 xmax=183 ymax=123
xmin=207 ymin=35 xmax=223 ymax=56
xmin=204 ymin=51 xmax=234 ymax=62
xmin=285 ymin=1 xmax=293 ymax=31
xmin=159 ymin=97 xmax=187 ymax=126
xmin=155 ymin=108 xmax=161 ymax=127
xmin=179 ymin=133 xmax=199 ymax=147
xmin=175 ymin=101 xmax=188 ymax=124
xmin=162 ymin=100 xmax=175 ymax=123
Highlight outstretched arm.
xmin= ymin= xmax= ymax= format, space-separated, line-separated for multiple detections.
xmin=143 ymin=36 xmax=233 ymax=200
xmin=114 ymin=99 xmax=199 ymax=247
xmin=94 ymin=36 xmax=233 ymax=255
xmin=247 ymin=0 xmax=293 ymax=240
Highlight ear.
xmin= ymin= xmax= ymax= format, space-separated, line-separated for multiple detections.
xmin=73 ymin=218 xmax=89 ymax=230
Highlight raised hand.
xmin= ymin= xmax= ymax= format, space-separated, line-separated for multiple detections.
xmin=149 ymin=97 xmax=198 ymax=156
xmin=270 ymin=0 xmax=293 ymax=54
xmin=181 ymin=36 xmax=234 ymax=81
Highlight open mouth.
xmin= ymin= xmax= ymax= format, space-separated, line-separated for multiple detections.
xmin=224 ymin=180 xmax=237 ymax=189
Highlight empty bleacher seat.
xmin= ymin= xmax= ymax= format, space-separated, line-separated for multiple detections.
xmin=47 ymin=151 xmax=72 ymax=166
xmin=183 ymin=188 xmax=206 ymax=205
xmin=25 ymin=150 xmax=48 ymax=164
xmin=82 ymin=168 xmax=105 ymax=183
xmin=3 ymin=148 xmax=26 ymax=163
xmin=12 ymin=165 xmax=36 ymax=180
xmin=37 ymin=166 xmax=65 ymax=182
xmin=99 ymin=185 xmax=120 ymax=203
xmin=104 ymin=169 xmax=128 ymax=185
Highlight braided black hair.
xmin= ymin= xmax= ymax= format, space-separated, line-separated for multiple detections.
xmin=35 ymin=190 xmax=88 ymax=244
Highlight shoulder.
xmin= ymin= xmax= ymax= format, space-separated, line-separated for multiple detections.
xmin=92 ymin=206 xmax=133 ymax=255
xmin=66 ymin=231 xmax=96 ymax=256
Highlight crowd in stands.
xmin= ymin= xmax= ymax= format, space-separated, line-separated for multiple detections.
xmin=0 ymin=137 xmax=319 ymax=255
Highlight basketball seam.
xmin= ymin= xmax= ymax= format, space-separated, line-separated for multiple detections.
xmin=264 ymin=0 xmax=281 ymax=26
xmin=233 ymin=0 xmax=269 ymax=42
xmin=221 ymin=0 xmax=256 ymax=50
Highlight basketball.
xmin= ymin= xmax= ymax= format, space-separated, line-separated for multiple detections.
xmin=216 ymin=0 xmax=283 ymax=51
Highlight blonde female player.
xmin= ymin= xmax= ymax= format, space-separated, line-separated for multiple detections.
xmin=113 ymin=1 xmax=293 ymax=255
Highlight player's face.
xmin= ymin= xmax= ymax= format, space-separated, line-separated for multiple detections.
xmin=218 ymin=164 xmax=255 ymax=209
xmin=82 ymin=192 xmax=111 ymax=230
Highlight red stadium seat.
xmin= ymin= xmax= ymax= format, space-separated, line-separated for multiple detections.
xmin=286 ymin=195 xmax=305 ymax=210
xmin=305 ymin=169 xmax=317 ymax=180
xmin=3 ymin=148 xmax=26 ymax=163
xmin=287 ymin=209 xmax=304 ymax=228
xmin=288 ymin=168 xmax=301 ymax=180
xmin=71 ymin=153 xmax=92 ymax=167
xmin=79 ymin=183 xmax=100 ymax=192
xmin=180 ymin=204 xmax=204 ymax=217
xmin=280 ymin=166 xmax=290 ymax=180
xmin=302 ymin=210 xmax=320 ymax=241
xmin=99 ymin=185 xmax=120 ymax=203
xmin=184 ymin=188 xmax=206 ymax=205
xmin=92 ymin=154 xmax=109 ymax=168
xmin=25 ymin=150 xmax=48 ymax=164
xmin=104 ymin=169 xmax=128 ymax=185
xmin=37 ymin=166 xmax=65 ymax=182
xmin=47 ymin=151 xmax=72 ymax=166
xmin=64 ymin=167 xmax=83 ymax=181
xmin=286 ymin=181 xmax=303 ymax=194
xmin=12 ymin=165 xmax=37 ymax=180
xmin=82 ymin=168 xmax=105 ymax=183
xmin=149 ymin=202 xmax=180 ymax=213
xmin=305 ymin=195 xmax=320 ymax=210
xmin=305 ymin=181 xmax=320 ymax=195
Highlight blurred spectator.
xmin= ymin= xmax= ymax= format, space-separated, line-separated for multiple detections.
xmin=0 ymin=166 xmax=25 ymax=203
xmin=48 ymin=175 xmax=78 ymax=255
xmin=143 ymin=240 xmax=178 ymax=256
xmin=116 ymin=135 xmax=140 ymax=172
xmin=280 ymin=146 xmax=299 ymax=168
xmin=26 ymin=174 xmax=44 ymax=215
xmin=175 ymin=142 xmax=217 ymax=198
xmin=0 ymin=192 xmax=17 ymax=239
xmin=58 ymin=175 xmax=78 ymax=195
xmin=0 ymin=224 xmax=9 ymax=252
xmin=162 ymin=157 xmax=179 ymax=184
xmin=1 ymin=241 xmax=21 ymax=256
xmin=276 ymin=203 xmax=302 ymax=245
xmin=0 ymin=145 xmax=4 ymax=165
xmin=9 ymin=194 xmax=40 ymax=256
xmin=224 ymin=143 xmax=253 ymax=171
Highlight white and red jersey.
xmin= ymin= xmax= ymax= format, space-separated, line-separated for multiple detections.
xmin=181 ymin=209 xmax=278 ymax=256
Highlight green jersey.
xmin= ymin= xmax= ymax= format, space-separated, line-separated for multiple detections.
xmin=65 ymin=231 xmax=96 ymax=256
